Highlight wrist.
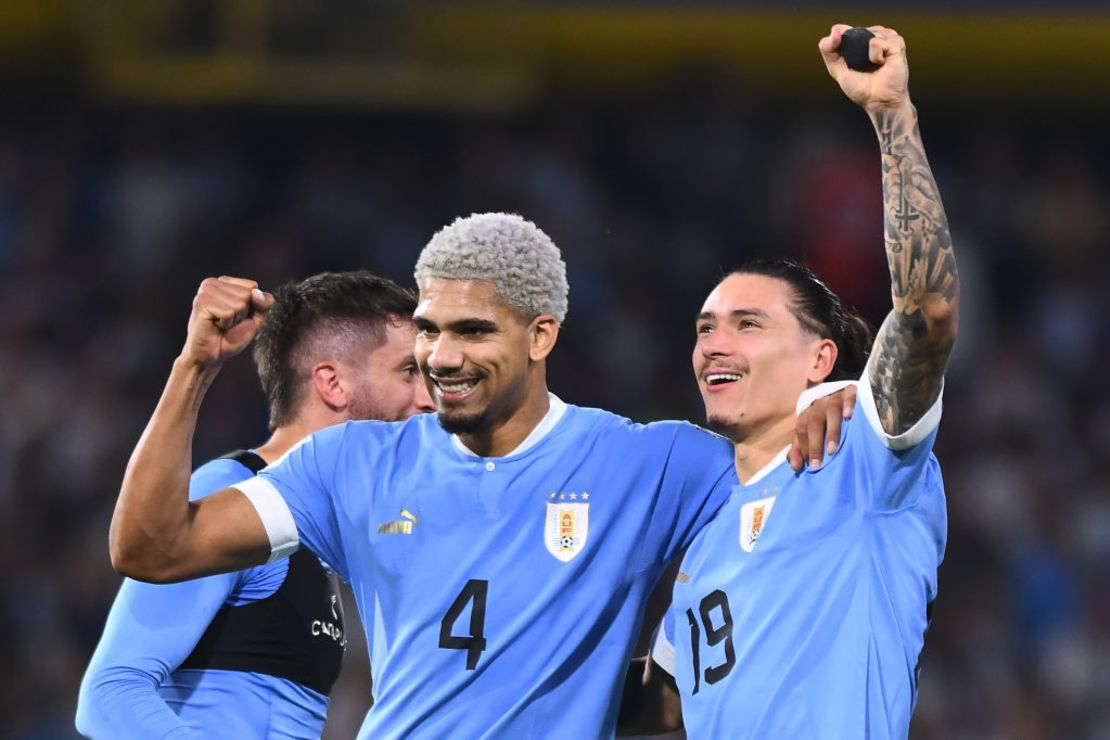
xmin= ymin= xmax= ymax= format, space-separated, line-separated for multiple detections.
xmin=171 ymin=354 xmax=223 ymax=394
xmin=868 ymin=98 xmax=915 ymax=125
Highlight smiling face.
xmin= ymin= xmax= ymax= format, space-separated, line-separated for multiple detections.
xmin=413 ymin=278 xmax=539 ymax=436
xmin=694 ymin=273 xmax=837 ymax=444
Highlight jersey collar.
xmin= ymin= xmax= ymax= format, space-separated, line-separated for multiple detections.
xmin=451 ymin=393 xmax=568 ymax=459
xmin=742 ymin=446 xmax=789 ymax=487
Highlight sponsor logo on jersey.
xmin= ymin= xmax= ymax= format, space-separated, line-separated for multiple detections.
xmin=739 ymin=496 xmax=776 ymax=552
xmin=311 ymin=595 xmax=347 ymax=645
xmin=545 ymin=499 xmax=589 ymax=562
xmin=378 ymin=508 xmax=418 ymax=535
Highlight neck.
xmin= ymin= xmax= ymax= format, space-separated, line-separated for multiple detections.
xmin=458 ymin=384 xmax=551 ymax=458
xmin=254 ymin=412 xmax=339 ymax=465
xmin=731 ymin=414 xmax=795 ymax=485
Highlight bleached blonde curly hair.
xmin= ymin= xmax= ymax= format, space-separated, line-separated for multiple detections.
xmin=414 ymin=212 xmax=568 ymax=322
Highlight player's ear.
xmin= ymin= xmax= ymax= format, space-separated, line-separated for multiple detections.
xmin=807 ymin=338 xmax=838 ymax=384
xmin=311 ymin=361 xmax=346 ymax=411
xmin=529 ymin=315 xmax=559 ymax=362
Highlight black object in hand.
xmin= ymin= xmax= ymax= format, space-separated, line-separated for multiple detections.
xmin=840 ymin=27 xmax=878 ymax=72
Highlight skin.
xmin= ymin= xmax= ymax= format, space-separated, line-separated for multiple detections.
xmin=694 ymin=273 xmax=838 ymax=483
xmin=257 ymin=317 xmax=433 ymax=463
xmin=619 ymin=23 xmax=959 ymax=733
xmin=819 ymin=23 xmax=959 ymax=434
xmin=110 ymin=276 xmax=561 ymax=580
xmin=412 ymin=278 xmax=559 ymax=458
xmin=110 ymin=277 xmax=434 ymax=581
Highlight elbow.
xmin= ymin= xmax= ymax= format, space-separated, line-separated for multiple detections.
xmin=74 ymin=689 xmax=91 ymax=738
xmin=921 ymin=292 xmax=959 ymax=351
xmin=75 ymin=672 xmax=108 ymax=738
xmin=109 ymin=526 xmax=176 ymax=584
xmin=108 ymin=523 xmax=144 ymax=579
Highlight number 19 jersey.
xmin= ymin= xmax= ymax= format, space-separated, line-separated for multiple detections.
xmin=236 ymin=396 xmax=736 ymax=738
xmin=654 ymin=378 xmax=947 ymax=739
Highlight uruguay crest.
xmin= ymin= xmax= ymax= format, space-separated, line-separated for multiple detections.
xmin=739 ymin=496 xmax=776 ymax=553
xmin=545 ymin=501 xmax=589 ymax=562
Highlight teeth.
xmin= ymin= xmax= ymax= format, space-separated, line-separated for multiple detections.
xmin=436 ymin=379 xmax=477 ymax=393
xmin=707 ymin=373 xmax=742 ymax=385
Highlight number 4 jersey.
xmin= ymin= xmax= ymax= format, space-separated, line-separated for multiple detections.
xmin=653 ymin=378 xmax=947 ymax=739
xmin=234 ymin=395 xmax=736 ymax=738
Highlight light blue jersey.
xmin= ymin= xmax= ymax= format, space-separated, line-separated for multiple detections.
xmin=237 ymin=396 xmax=736 ymax=738
xmin=653 ymin=378 xmax=946 ymax=739
xmin=76 ymin=456 xmax=329 ymax=740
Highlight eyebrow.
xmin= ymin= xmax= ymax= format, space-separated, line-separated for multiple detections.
xmin=696 ymin=308 xmax=771 ymax=322
xmin=413 ymin=316 xmax=499 ymax=334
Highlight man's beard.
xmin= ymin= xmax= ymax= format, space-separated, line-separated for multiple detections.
xmin=706 ymin=413 xmax=743 ymax=443
xmin=437 ymin=408 xmax=490 ymax=435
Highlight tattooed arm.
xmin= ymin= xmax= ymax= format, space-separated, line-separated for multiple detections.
xmin=819 ymin=25 xmax=959 ymax=435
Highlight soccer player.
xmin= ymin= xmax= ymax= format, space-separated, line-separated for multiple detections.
xmin=76 ymin=272 xmax=433 ymax=739
xmin=107 ymin=213 xmax=853 ymax=737
xmin=629 ymin=25 xmax=957 ymax=738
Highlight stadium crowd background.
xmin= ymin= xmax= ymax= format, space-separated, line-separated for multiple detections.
xmin=1 ymin=3 xmax=1108 ymax=738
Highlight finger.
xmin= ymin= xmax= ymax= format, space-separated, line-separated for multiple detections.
xmin=870 ymin=37 xmax=886 ymax=67
xmin=209 ymin=301 xmax=251 ymax=332
xmin=818 ymin=25 xmax=851 ymax=66
xmin=251 ymin=288 xmax=274 ymax=311
xmin=217 ymin=275 xmax=260 ymax=290
xmin=788 ymin=442 xmax=805 ymax=473
xmin=843 ymin=384 xmax=858 ymax=419
xmin=823 ymin=23 xmax=852 ymax=50
xmin=870 ymin=33 xmax=906 ymax=67
xmin=197 ymin=282 xmax=256 ymax=331
xmin=248 ymin=290 xmax=274 ymax=332
xmin=794 ymin=410 xmax=812 ymax=466
xmin=807 ymin=401 xmax=825 ymax=468
xmin=825 ymin=398 xmax=843 ymax=455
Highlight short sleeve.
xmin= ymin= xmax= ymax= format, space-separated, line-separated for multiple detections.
xmin=641 ymin=422 xmax=736 ymax=569
xmin=849 ymin=372 xmax=943 ymax=513
xmin=236 ymin=424 xmax=349 ymax=580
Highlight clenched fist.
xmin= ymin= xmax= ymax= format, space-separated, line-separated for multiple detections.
xmin=181 ymin=276 xmax=274 ymax=370
xmin=819 ymin=24 xmax=910 ymax=114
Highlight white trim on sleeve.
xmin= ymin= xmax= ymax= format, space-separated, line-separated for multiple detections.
xmin=233 ymin=476 xmax=300 ymax=563
xmin=857 ymin=371 xmax=943 ymax=451
xmin=795 ymin=380 xmax=858 ymax=416
xmin=650 ymin=622 xmax=677 ymax=677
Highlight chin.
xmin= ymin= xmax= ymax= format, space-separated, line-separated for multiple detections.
xmin=436 ymin=409 xmax=490 ymax=435
xmin=705 ymin=413 xmax=744 ymax=443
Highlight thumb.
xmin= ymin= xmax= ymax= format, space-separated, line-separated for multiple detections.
xmin=252 ymin=288 xmax=274 ymax=310
xmin=248 ymin=288 xmax=274 ymax=332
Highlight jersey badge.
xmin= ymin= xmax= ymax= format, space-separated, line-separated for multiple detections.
xmin=545 ymin=498 xmax=589 ymax=562
xmin=739 ymin=496 xmax=776 ymax=552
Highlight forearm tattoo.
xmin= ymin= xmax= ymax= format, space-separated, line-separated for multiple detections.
xmin=869 ymin=105 xmax=959 ymax=435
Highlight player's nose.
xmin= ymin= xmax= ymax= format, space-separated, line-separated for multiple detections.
xmin=426 ymin=334 xmax=464 ymax=371
xmin=699 ymin=328 xmax=734 ymax=358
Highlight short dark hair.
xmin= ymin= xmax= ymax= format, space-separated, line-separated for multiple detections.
xmin=728 ymin=258 xmax=873 ymax=381
xmin=253 ymin=271 xmax=417 ymax=430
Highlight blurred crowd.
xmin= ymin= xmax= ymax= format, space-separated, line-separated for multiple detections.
xmin=0 ymin=83 xmax=1107 ymax=739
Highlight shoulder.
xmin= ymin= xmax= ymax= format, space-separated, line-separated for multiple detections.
xmin=189 ymin=457 xmax=255 ymax=502
xmin=856 ymin=371 xmax=943 ymax=453
xmin=564 ymin=406 xmax=733 ymax=459
xmin=293 ymin=415 xmax=439 ymax=454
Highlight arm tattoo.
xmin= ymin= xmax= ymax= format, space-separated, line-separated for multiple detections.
xmin=868 ymin=104 xmax=959 ymax=435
